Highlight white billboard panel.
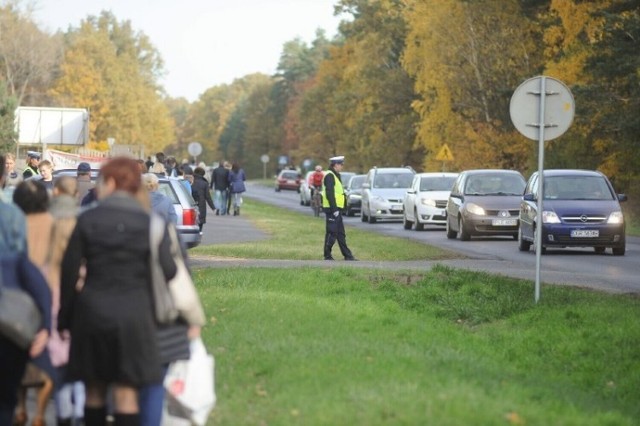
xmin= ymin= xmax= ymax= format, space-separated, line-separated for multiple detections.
xmin=15 ymin=107 xmax=89 ymax=146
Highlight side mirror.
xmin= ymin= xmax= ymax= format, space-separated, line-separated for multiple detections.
xmin=618 ymin=194 xmax=628 ymax=202
xmin=407 ymin=189 xmax=416 ymax=194
xmin=523 ymin=193 xmax=535 ymax=201
xmin=362 ymin=183 xmax=370 ymax=189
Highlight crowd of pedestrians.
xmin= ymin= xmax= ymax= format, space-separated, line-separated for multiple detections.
xmin=0 ymin=152 xmax=210 ymax=426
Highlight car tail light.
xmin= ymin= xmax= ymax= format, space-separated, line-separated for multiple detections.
xmin=183 ymin=208 xmax=197 ymax=226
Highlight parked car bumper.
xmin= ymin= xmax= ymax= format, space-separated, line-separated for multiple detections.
xmin=178 ymin=227 xmax=202 ymax=248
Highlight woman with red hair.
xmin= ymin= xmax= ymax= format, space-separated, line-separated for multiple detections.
xmin=59 ymin=157 xmax=176 ymax=426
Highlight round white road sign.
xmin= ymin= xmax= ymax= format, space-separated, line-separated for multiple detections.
xmin=510 ymin=76 xmax=575 ymax=141
xmin=187 ymin=142 xmax=202 ymax=157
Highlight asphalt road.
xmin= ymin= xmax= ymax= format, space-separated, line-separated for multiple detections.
xmin=238 ymin=181 xmax=640 ymax=294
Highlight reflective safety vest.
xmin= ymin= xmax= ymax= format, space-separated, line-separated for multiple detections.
xmin=322 ymin=170 xmax=345 ymax=209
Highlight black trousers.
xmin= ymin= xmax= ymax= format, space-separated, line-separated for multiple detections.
xmin=324 ymin=210 xmax=354 ymax=259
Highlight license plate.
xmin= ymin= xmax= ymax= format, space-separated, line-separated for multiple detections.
xmin=571 ymin=229 xmax=599 ymax=238
xmin=492 ymin=219 xmax=517 ymax=226
xmin=391 ymin=205 xmax=402 ymax=211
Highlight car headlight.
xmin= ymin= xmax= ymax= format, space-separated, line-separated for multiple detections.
xmin=542 ymin=211 xmax=560 ymax=224
xmin=465 ymin=202 xmax=485 ymax=215
xmin=607 ymin=211 xmax=624 ymax=224
xmin=420 ymin=198 xmax=437 ymax=207
xmin=350 ymin=193 xmax=362 ymax=200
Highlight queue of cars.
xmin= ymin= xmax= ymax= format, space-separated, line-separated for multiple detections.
xmin=296 ymin=164 xmax=627 ymax=256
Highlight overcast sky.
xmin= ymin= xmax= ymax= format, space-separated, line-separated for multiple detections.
xmin=32 ymin=0 xmax=343 ymax=101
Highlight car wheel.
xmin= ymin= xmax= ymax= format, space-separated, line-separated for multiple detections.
xmin=275 ymin=187 xmax=281 ymax=192
xmin=368 ymin=213 xmax=377 ymax=224
xmin=415 ymin=209 xmax=424 ymax=231
xmin=446 ymin=217 xmax=457 ymax=239
xmin=403 ymin=213 xmax=413 ymax=230
xmin=361 ymin=207 xmax=368 ymax=222
xmin=594 ymin=246 xmax=606 ymax=254
xmin=517 ymin=227 xmax=531 ymax=252
xmin=458 ymin=217 xmax=471 ymax=241
xmin=612 ymin=245 xmax=625 ymax=256
xmin=300 ymin=199 xmax=304 ymax=205
xmin=533 ymin=227 xmax=546 ymax=254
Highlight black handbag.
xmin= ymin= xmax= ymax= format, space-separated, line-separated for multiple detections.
xmin=0 ymin=258 xmax=42 ymax=350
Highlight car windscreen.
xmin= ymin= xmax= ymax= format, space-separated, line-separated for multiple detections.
xmin=464 ymin=174 xmax=525 ymax=195
xmin=420 ymin=176 xmax=456 ymax=192
xmin=544 ymin=176 xmax=614 ymax=200
xmin=281 ymin=172 xmax=298 ymax=180
xmin=373 ymin=173 xmax=414 ymax=189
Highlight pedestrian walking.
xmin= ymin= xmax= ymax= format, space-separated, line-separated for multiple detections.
xmin=58 ymin=157 xmax=177 ymax=426
xmin=322 ymin=156 xmax=357 ymax=261
xmin=0 ymin=155 xmax=51 ymax=426
xmin=76 ymin=162 xmax=95 ymax=202
xmin=228 ymin=162 xmax=246 ymax=216
xmin=191 ymin=167 xmax=215 ymax=233
xmin=47 ymin=176 xmax=86 ymax=426
xmin=210 ymin=161 xmax=230 ymax=215
xmin=12 ymin=179 xmax=57 ymax=426
xmin=142 ymin=173 xmax=177 ymax=224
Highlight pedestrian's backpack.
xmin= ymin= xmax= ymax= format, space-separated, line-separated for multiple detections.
xmin=313 ymin=172 xmax=324 ymax=188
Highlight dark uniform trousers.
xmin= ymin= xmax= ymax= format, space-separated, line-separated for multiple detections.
xmin=323 ymin=210 xmax=354 ymax=259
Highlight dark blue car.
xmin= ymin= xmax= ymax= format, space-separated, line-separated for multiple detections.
xmin=518 ymin=169 xmax=627 ymax=255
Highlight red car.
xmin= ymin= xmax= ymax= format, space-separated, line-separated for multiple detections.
xmin=275 ymin=170 xmax=302 ymax=192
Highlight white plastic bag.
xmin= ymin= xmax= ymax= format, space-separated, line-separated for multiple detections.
xmin=163 ymin=338 xmax=216 ymax=425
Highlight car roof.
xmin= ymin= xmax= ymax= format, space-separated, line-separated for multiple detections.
xmin=370 ymin=167 xmax=415 ymax=174
xmin=415 ymin=172 xmax=458 ymax=178
xmin=461 ymin=169 xmax=523 ymax=176
xmin=537 ymin=169 xmax=605 ymax=178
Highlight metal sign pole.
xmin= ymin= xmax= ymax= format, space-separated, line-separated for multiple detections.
xmin=534 ymin=77 xmax=546 ymax=303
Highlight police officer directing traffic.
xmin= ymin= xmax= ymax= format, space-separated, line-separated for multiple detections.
xmin=322 ymin=155 xmax=357 ymax=261
xmin=22 ymin=151 xmax=41 ymax=179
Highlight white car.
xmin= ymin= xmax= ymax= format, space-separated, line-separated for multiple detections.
xmin=299 ymin=171 xmax=316 ymax=206
xmin=361 ymin=167 xmax=415 ymax=223
xmin=403 ymin=172 xmax=458 ymax=230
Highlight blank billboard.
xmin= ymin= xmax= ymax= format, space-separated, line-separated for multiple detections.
xmin=15 ymin=107 xmax=89 ymax=146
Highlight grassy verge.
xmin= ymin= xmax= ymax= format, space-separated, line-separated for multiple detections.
xmin=191 ymin=199 xmax=458 ymax=261
xmin=196 ymin=266 xmax=640 ymax=425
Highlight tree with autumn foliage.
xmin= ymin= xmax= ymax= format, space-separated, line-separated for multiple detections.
xmin=48 ymin=11 xmax=174 ymax=154
xmin=402 ymin=0 xmax=544 ymax=173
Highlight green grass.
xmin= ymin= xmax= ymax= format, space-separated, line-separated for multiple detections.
xmin=191 ymin=199 xmax=458 ymax=261
xmin=195 ymin=266 xmax=640 ymax=425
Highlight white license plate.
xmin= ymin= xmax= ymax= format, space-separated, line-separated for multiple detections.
xmin=492 ymin=219 xmax=517 ymax=226
xmin=571 ymin=229 xmax=599 ymax=238
xmin=391 ymin=205 xmax=402 ymax=211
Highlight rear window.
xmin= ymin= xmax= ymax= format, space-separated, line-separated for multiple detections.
xmin=349 ymin=176 xmax=365 ymax=189
xmin=158 ymin=181 xmax=179 ymax=203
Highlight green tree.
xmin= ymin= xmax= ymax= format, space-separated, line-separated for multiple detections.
xmin=0 ymin=81 xmax=17 ymax=153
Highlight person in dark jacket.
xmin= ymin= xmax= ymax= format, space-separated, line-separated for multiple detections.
xmin=191 ymin=167 xmax=215 ymax=232
xmin=210 ymin=161 xmax=230 ymax=215
xmin=0 ymin=154 xmax=51 ymax=426
xmin=58 ymin=157 xmax=177 ymax=426
xmin=228 ymin=163 xmax=246 ymax=216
